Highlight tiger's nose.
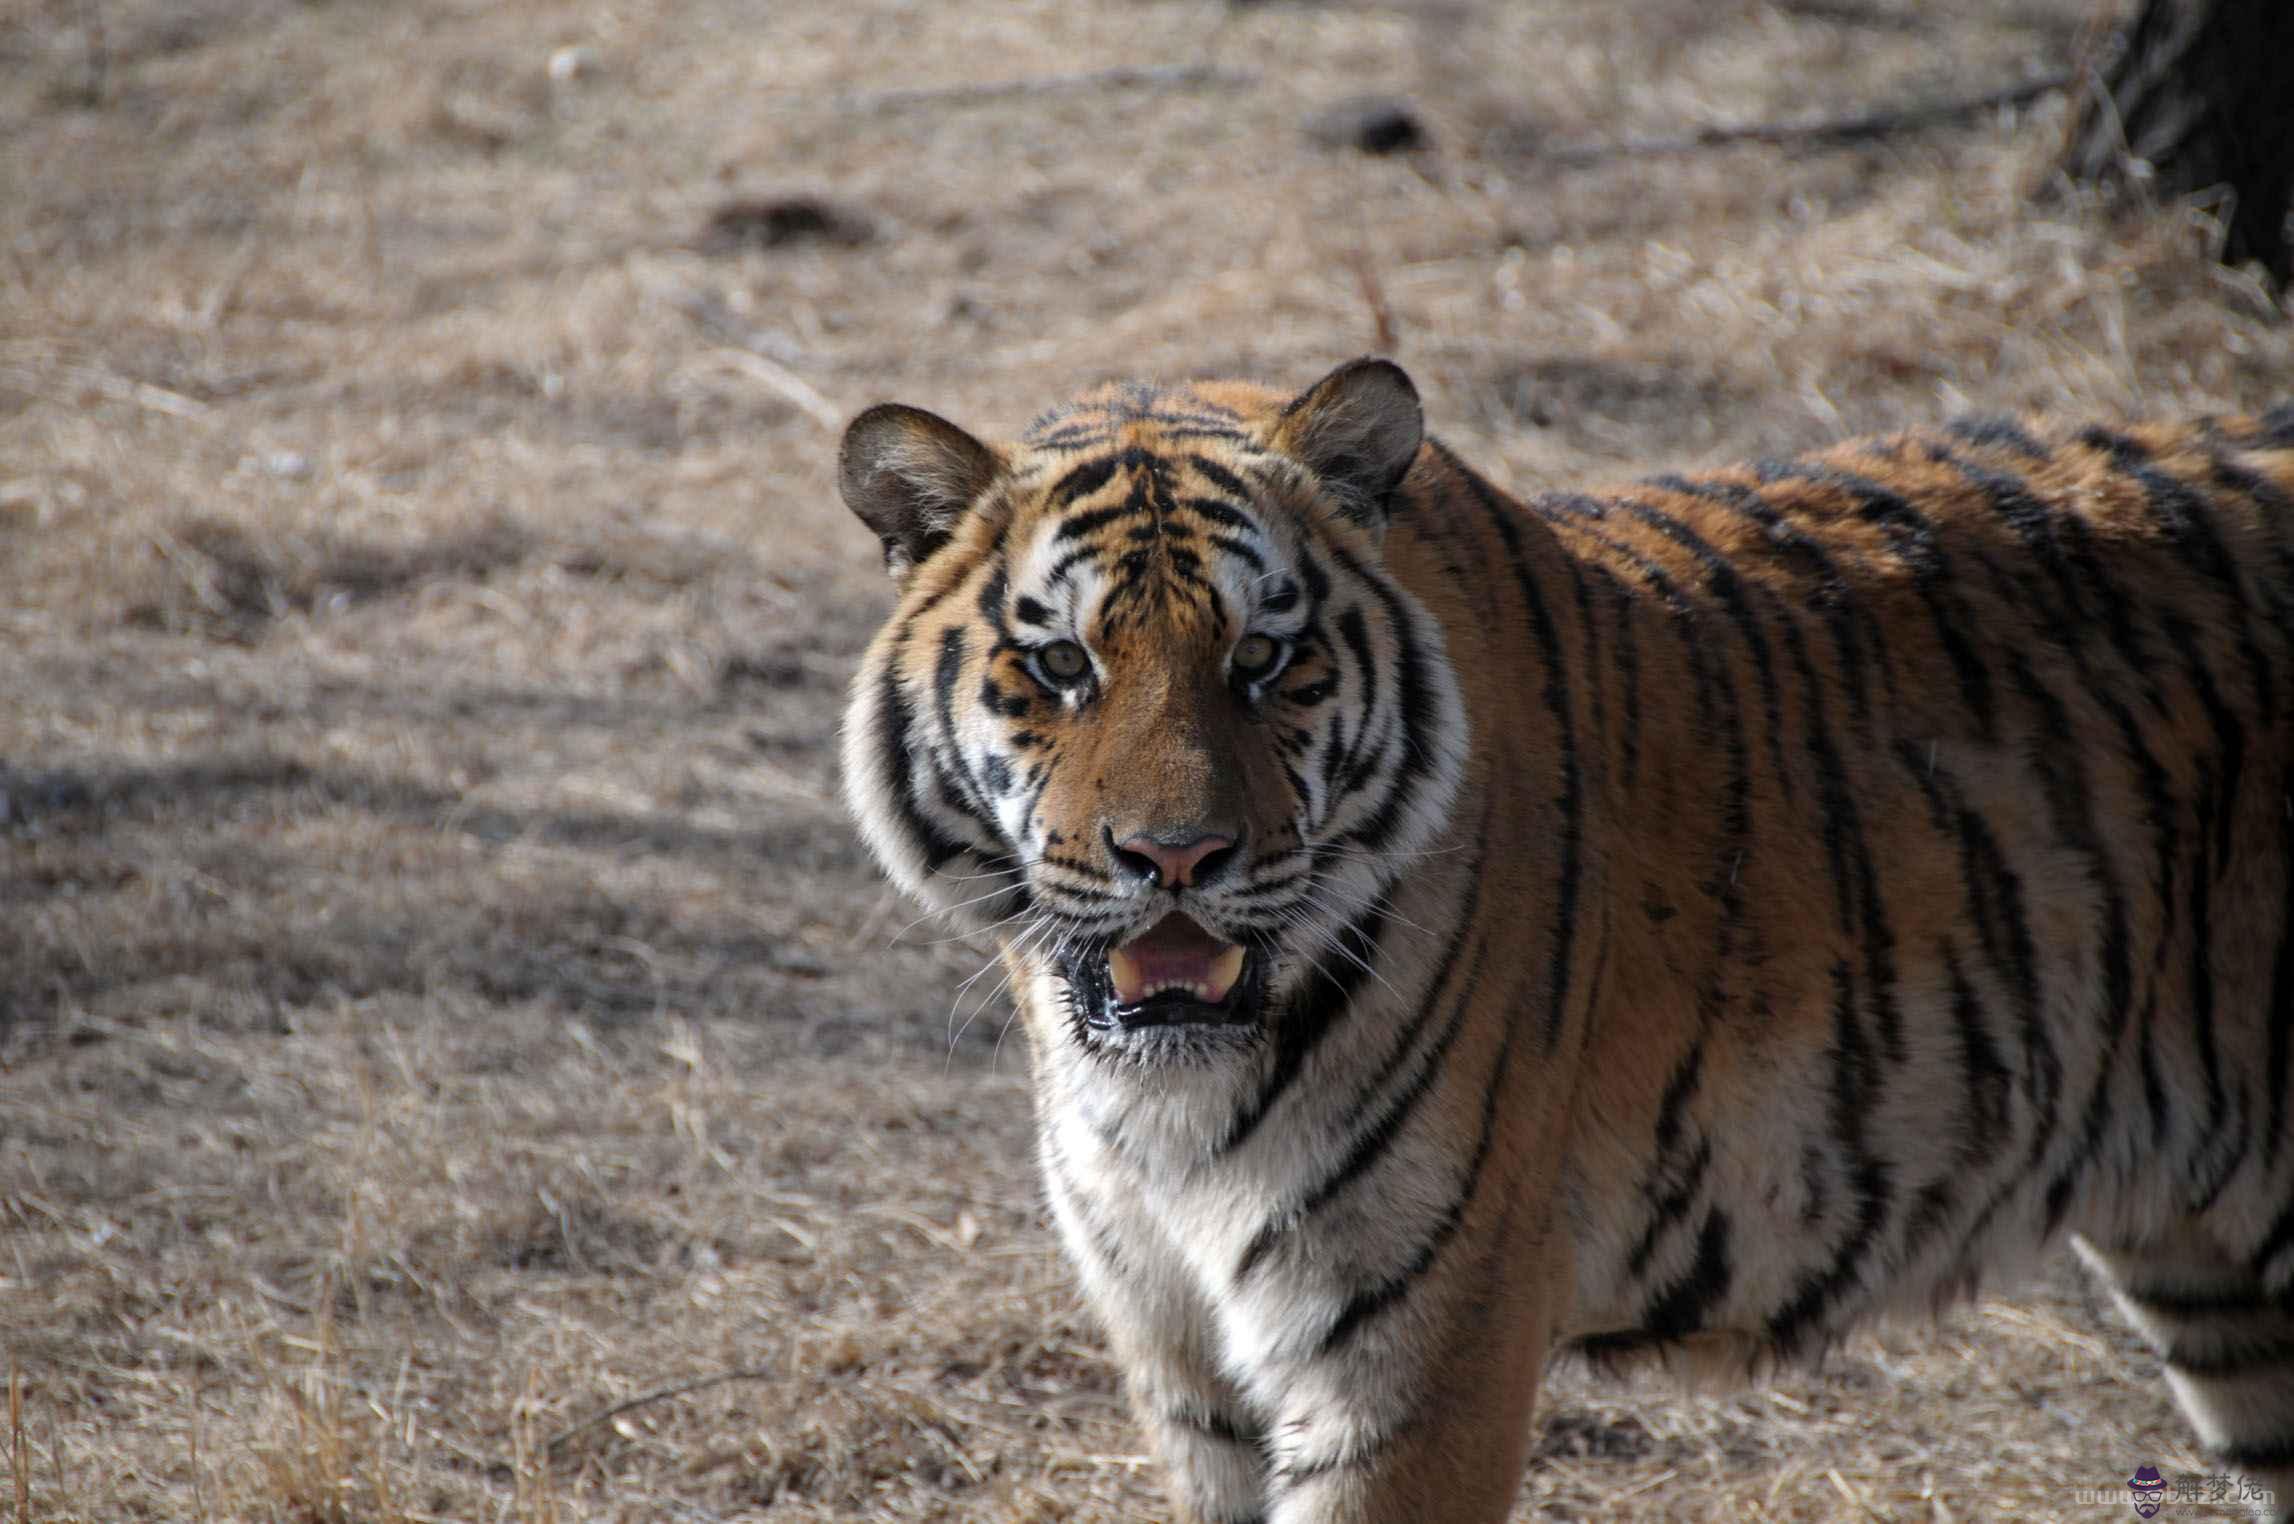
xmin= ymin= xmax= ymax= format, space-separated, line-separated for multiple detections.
xmin=1106 ymin=828 xmax=1240 ymax=890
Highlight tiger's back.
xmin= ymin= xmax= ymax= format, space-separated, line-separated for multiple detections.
xmin=836 ymin=364 xmax=2294 ymax=1522
xmin=1467 ymin=414 xmax=2294 ymax=1349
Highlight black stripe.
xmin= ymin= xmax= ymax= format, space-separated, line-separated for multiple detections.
xmin=1925 ymin=441 xmax=2165 ymax=720
xmin=2250 ymin=1196 xmax=2294 ymax=1282
xmin=1216 ymin=906 xmax=1390 ymax=1158
xmin=1320 ymin=540 xmax=1439 ymax=857
xmin=1560 ymin=534 xmax=1609 ymax=791
xmin=1652 ymin=471 xmax=1881 ymax=740
xmin=1543 ymin=494 xmax=1757 ymax=1092
xmin=2261 ymin=402 xmax=2294 ymax=448
xmin=1897 ymin=748 xmax=2056 ymax=1135
xmin=1316 ymin=715 xmax=1351 ymax=829
xmin=1765 ymin=551 xmax=1905 ymax=1063
xmin=1325 ymin=607 xmax=1380 ymax=802
xmin=1765 ymin=962 xmax=1894 ymax=1353
xmin=1026 ymin=422 xmax=1107 ymax=449
xmin=2165 ymin=648 xmax=2240 ymax=1196
xmin=1318 ymin=974 xmax=1524 ymax=1354
xmin=1135 ymin=424 xmax=1258 ymax=444
xmin=1624 ymin=1139 xmax=1713 ymax=1281
xmin=1168 ymin=1405 xmax=1257 ymax=1448
xmin=1204 ymin=533 xmax=1268 ymax=574
xmin=1282 ymin=675 xmax=1337 ymax=707
xmin=1042 ymin=1144 xmax=1132 ymax=1278
xmin=2196 ymin=441 xmax=2294 ymax=716
xmin=974 ymin=563 xmax=1009 ymax=632
xmin=1178 ymin=494 xmax=1254 ymax=532
xmin=1612 ymin=580 xmax=1643 ymax=786
xmin=978 ymin=675 xmax=1029 ymax=719
xmin=2269 ymin=792 xmax=2294 ymax=1171
xmin=1624 ymin=1042 xmax=1709 ymax=1279
xmin=2085 ymin=428 xmax=2275 ymax=719
xmin=1335 ymin=607 xmax=1377 ymax=701
xmin=1758 ymin=460 xmax=2000 ymax=743
xmin=1047 ymin=454 xmax=1122 ymax=508
xmin=1942 ymin=415 xmax=2048 ymax=460
xmin=1887 ymin=454 xmax=2156 ymax=1224
xmin=1983 ymin=625 xmax=2152 ymax=1232
xmin=1516 ymin=496 xmax=1748 ymax=1093
xmin=1439 ymin=442 xmax=1583 ymax=1052
xmin=1234 ymin=925 xmax=1489 ymax=1282
xmin=1045 ymin=543 xmax=1102 ymax=587
xmin=1186 ymin=455 xmax=1254 ymax=500
xmin=930 ymin=628 xmax=997 ymax=828
xmin=1942 ymin=942 xmax=2013 ymax=1154
xmin=1342 ymin=732 xmax=1391 ymax=799
xmin=1060 ymin=462 xmax=1156 ymax=539
xmin=877 ymin=666 xmax=968 ymax=873
xmin=1617 ymin=493 xmax=1792 ymax=793
xmin=1642 ymin=1210 xmax=1733 ymax=1338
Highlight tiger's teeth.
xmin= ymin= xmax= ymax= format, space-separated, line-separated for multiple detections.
xmin=1205 ymin=945 xmax=1245 ymax=1003
xmin=1108 ymin=946 xmax=1147 ymax=1005
xmin=1103 ymin=941 xmax=1247 ymax=1007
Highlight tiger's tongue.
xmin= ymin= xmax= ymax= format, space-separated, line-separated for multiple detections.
xmin=1106 ymin=914 xmax=1246 ymax=1006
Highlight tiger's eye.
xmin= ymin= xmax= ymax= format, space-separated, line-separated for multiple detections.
xmin=1038 ymin=640 xmax=1091 ymax=683
xmin=1233 ymin=634 xmax=1282 ymax=677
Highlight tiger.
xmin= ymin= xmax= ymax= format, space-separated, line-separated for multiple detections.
xmin=835 ymin=357 xmax=2294 ymax=1523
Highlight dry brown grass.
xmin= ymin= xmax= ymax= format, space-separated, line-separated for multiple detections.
xmin=4 ymin=0 xmax=2291 ymax=1518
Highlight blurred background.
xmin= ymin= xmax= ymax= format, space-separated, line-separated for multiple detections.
xmin=4 ymin=0 xmax=2290 ymax=1517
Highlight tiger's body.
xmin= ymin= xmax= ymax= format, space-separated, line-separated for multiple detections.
xmin=836 ymin=360 xmax=2294 ymax=1523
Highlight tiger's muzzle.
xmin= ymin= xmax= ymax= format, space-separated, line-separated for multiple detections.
xmin=1062 ymin=910 xmax=1266 ymax=1043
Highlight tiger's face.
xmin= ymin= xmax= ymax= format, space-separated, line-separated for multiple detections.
xmin=839 ymin=361 xmax=1464 ymax=1065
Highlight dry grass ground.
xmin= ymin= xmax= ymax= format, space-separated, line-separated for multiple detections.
xmin=4 ymin=0 xmax=2292 ymax=1518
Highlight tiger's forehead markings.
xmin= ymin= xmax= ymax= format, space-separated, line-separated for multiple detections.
xmin=1021 ymin=380 xmax=1255 ymax=452
xmin=1029 ymin=445 xmax=1222 ymax=638
xmin=1003 ymin=395 xmax=1284 ymax=643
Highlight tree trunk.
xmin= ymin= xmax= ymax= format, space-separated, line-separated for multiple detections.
xmin=2061 ymin=0 xmax=2294 ymax=284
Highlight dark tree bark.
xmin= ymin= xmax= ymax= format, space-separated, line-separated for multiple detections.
xmin=2061 ymin=0 xmax=2294 ymax=284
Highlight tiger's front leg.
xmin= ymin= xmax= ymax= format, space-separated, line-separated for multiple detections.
xmin=1042 ymin=1138 xmax=1272 ymax=1523
xmin=1242 ymin=1210 xmax=1565 ymax=1524
xmin=1117 ymin=1322 xmax=1272 ymax=1524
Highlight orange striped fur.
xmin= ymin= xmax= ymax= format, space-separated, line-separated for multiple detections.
xmin=838 ymin=361 xmax=2294 ymax=1522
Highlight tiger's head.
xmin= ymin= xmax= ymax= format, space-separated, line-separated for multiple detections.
xmin=838 ymin=360 xmax=1465 ymax=1066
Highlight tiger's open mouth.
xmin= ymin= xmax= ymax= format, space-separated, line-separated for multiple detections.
xmin=1067 ymin=912 xmax=1259 ymax=1034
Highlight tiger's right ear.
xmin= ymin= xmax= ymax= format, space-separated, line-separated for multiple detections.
xmin=838 ymin=404 xmax=1004 ymax=578
xmin=1267 ymin=358 xmax=1424 ymax=535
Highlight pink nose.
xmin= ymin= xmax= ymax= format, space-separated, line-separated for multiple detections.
xmin=1111 ymin=831 xmax=1238 ymax=890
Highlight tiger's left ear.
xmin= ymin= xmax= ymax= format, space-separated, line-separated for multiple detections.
xmin=839 ymin=403 xmax=1005 ymax=579
xmin=1268 ymin=358 xmax=1425 ymax=534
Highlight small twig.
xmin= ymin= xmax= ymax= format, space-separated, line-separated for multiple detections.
xmin=654 ymin=285 xmax=846 ymax=430
xmin=189 ymin=1359 xmax=207 ymax=1524
xmin=711 ymin=349 xmax=844 ymax=432
xmin=543 ymin=1365 xmax=777 ymax=1456
xmin=2053 ymin=0 xmax=2129 ymax=167
xmin=76 ymin=0 xmax=108 ymax=107
xmin=1345 ymin=248 xmax=1398 ymax=354
xmin=1536 ymin=72 xmax=2073 ymax=166
xmin=10 ymin=1361 xmax=27 ymax=1524
xmin=830 ymin=64 xmax=1255 ymax=114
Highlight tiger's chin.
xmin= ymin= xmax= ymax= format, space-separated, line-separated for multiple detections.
xmin=1058 ymin=912 xmax=1270 ymax=1064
